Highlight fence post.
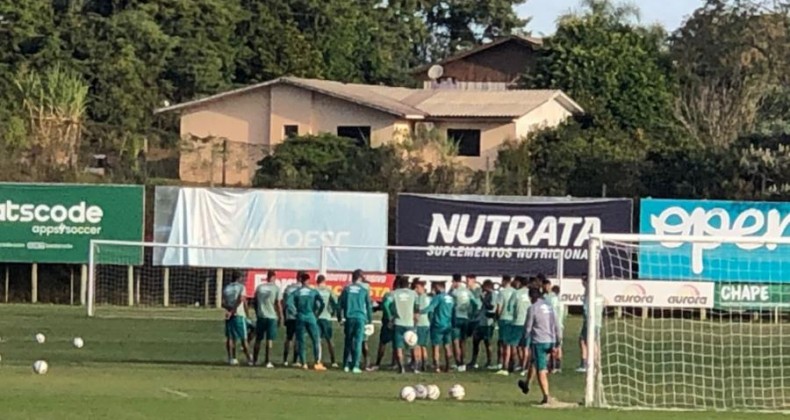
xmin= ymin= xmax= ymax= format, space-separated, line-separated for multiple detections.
xmin=215 ymin=268 xmax=223 ymax=308
xmin=31 ymin=263 xmax=38 ymax=303
xmin=127 ymin=265 xmax=134 ymax=306
xmin=163 ymin=267 xmax=170 ymax=307
xmin=70 ymin=267 xmax=75 ymax=305
xmin=319 ymin=245 xmax=328 ymax=274
xmin=4 ymin=265 xmax=9 ymax=303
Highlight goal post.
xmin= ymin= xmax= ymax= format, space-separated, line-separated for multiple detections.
xmin=587 ymin=233 xmax=790 ymax=412
xmin=87 ymin=240 xmax=321 ymax=317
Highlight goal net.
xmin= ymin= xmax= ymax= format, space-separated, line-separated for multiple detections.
xmin=587 ymin=234 xmax=790 ymax=412
xmin=87 ymin=240 xmax=322 ymax=317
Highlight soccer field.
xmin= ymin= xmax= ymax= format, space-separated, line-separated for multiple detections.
xmin=0 ymin=305 xmax=784 ymax=420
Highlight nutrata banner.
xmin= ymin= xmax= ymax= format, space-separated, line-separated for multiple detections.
xmin=395 ymin=194 xmax=632 ymax=276
xmin=639 ymin=198 xmax=790 ymax=282
xmin=0 ymin=183 xmax=144 ymax=263
xmin=558 ymin=278 xmax=714 ymax=309
xmin=244 ymin=270 xmax=395 ymax=302
xmin=715 ymin=283 xmax=790 ymax=309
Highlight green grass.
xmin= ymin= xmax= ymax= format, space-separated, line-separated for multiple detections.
xmin=0 ymin=305 xmax=785 ymax=419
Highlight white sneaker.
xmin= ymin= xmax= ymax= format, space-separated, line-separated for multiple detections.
xmin=495 ymin=370 xmax=509 ymax=376
xmin=229 ymin=358 xmax=239 ymax=366
xmin=265 ymin=362 xmax=274 ymax=369
xmin=247 ymin=360 xmax=254 ymax=367
xmin=283 ymin=362 xmax=289 ymax=367
xmin=576 ymin=366 xmax=587 ymax=373
xmin=519 ymin=370 xmax=526 ymax=377
xmin=457 ymin=365 xmax=467 ymax=372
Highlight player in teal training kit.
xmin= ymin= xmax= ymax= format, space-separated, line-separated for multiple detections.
xmin=518 ymin=287 xmax=561 ymax=405
xmin=222 ymin=271 xmax=252 ymax=366
xmin=287 ymin=272 xmax=326 ymax=371
xmin=281 ymin=280 xmax=300 ymax=366
xmin=338 ymin=269 xmax=373 ymax=373
xmin=496 ymin=276 xmax=516 ymax=375
xmin=316 ymin=274 xmax=339 ymax=367
xmin=413 ymin=278 xmax=431 ymax=373
xmin=450 ymin=274 xmax=480 ymax=372
xmin=470 ymin=280 xmax=496 ymax=369
xmin=426 ymin=281 xmax=454 ymax=372
xmin=508 ymin=276 xmax=533 ymax=374
xmin=388 ymin=276 xmax=420 ymax=374
xmin=253 ymin=270 xmax=281 ymax=368
xmin=542 ymin=276 xmax=565 ymax=373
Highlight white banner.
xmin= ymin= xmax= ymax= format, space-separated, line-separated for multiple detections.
xmin=558 ymin=279 xmax=714 ymax=309
xmin=153 ymin=187 xmax=388 ymax=271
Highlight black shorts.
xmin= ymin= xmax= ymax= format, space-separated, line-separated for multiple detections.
xmin=285 ymin=319 xmax=297 ymax=340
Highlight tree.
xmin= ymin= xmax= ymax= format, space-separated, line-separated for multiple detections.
xmin=523 ymin=0 xmax=675 ymax=132
xmin=670 ymin=0 xmax=788 ymax=146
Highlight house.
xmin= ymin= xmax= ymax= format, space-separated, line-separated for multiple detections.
xmin=156 ymin=76 xmax=582 ymax=186
xmin=412 ymin=35 xmax=543 ymax=91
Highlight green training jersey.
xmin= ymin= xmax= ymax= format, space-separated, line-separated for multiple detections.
xmin=476 ymin=291 xmax=495 ymax=326
xmin=282 ymin=283 xmax=300 ymax=321
xmin=416 ymin=293 xmax=431 ymax=327
xmin=426 ymin=292 xmax=454 ymax=329
xmin=316 ymin=285 xmax=337 ymax=320
xmin=289 ymin=286 xmax=324 ymax=322
xmin=389 ymin=288 xmax=418 ymax=328
xmin=254 ymin=282 xmax=280 ymax=319
xmin=222 ymin=282 xmax=246 ymax=316
xmin=545 ymin=292 xmax=565 ymax=328
xmin=380 ymin=291 xmax=393 ymax=322
xmin=583 ymin=294 xmax=605 ymax=329
xmin=451 ymin=284 xmax=479 ymax=320
xmin=509 ymin=288 xmax=532 ymax=326
xmin=339 ymin=282 xmax=373 ymax=322
xmin=497 ymin=286 xmax=515 ymax=322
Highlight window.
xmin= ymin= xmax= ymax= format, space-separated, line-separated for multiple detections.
xmin=284 ymin=125 xmax=299 ymax=138
xmin=337 ymin=126 xmax=371 ymax=146
xmin=447 ymin=129 xmax=481 ymax=157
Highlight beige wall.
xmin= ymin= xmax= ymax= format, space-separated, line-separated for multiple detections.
xmin=269 ymin=84 xmax=312 ymax=146
xmin=515 ymin=100 xmax=573 ymax=137
xmin=179 ymin=90 xmax=271 ymax=185
xmin=309 ymin=93 xmax=406 ymax=147
xmin=432 ymin=119 xmax=516 ymax=171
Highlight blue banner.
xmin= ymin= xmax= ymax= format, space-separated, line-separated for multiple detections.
xmin=153 ymin=187 xmax=388 ymax=271
xmin=639 ymin=198 xmax=790 ymax=282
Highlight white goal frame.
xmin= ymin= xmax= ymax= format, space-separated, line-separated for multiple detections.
xmin=586 ymin=233 xmax=790 ymax=412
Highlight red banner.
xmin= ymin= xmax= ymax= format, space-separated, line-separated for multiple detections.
xmin=245 ymin=270 xmax=395 ymax=302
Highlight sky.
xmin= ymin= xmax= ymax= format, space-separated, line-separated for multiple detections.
xmin=518 ymin=0 xmax=703 ymax=36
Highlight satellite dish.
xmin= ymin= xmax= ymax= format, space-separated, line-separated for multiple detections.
xmin=427 ymin=65 xmax=444 ymax=80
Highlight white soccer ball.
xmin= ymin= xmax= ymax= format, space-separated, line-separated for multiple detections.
xmin=427 ymin=384 xmax=440 ymax=400
xmin=400 ymin=386 xmax=416 ymax=402
xmin=364 ymin=324 xmax=375 ymax=337
xmin=404 ymin=330 xmax=418 ymax=347
xmin=73 ymin=337 xmax=84 ymax=349
xmin=33 ymin=360 xmax=48 ymax=375
xmin=414 ymin=384 xmax=428 ymax=399
xmin=449 ymin=384 xmax=465 ymax=400
xmin=35 ymin=333 xmax=46 ymax=344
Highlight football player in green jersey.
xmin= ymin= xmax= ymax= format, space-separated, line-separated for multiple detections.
xmin=221 ymin=271 xmax=252 ymax=366
xmin=316 ymin=274 xmax=339 ymax=367
xmin=252 ymin=270 xmax=281 ymax=368
xmin=469 ymin=280 xmax=496 ymax=369
xmin=287 ymin=272 xmax=326 ymax=371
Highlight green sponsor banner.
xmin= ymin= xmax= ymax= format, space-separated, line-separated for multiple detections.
xmin=715 ymin=284 xmax=790 ymax=309
xmin=0 ymin=183 xmax=144 ymax=264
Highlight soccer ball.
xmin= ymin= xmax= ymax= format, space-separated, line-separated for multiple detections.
xmin=449 ymin=384 xmax=465 ymax=400
xmin=414 ymin=384 xmax=428 ymax=399
xmin=404 ymin=330 xmax=418 ymax=347
xmin=364 ymin=324 xmax=375 ymax=337
xmin=33 ymin=360 xmax=48 ymax=375
xmin=426 ymin=384 xmax=440 ymax=400
xmin=35 ymin=333 xmax=46 ymax=344
xmin=73 ymin=337 xmax=84 ymax=349
xmin=400 ymin=386 xmax=416 ymax=402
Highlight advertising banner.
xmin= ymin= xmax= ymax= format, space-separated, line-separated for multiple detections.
xmin=395 ymin=194 xmax=632 ymax=276
xmin=715 ymin=283 xmax=790 ymax=309
xmin=558 ymin=278 xmax=714 ymax=309
xmin=639 ymin=198 xmax=790 ymax=282
xmin=245 ymin=270 xmax=395 ymax=302
xmin=153 ymin=187 xmax=388 ymax=271
xmin=0 ymin=183 xmax=144 ymax=263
